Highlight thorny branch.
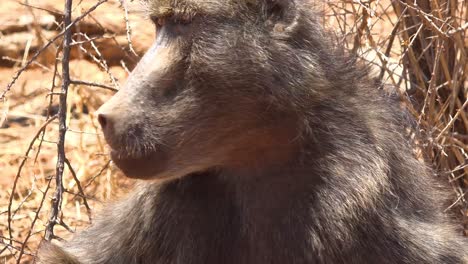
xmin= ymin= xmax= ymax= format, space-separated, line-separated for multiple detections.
xmin=16 ymin=176 xmax=53 ymax=263
xmin=44 ymin=0 xmax=73 ymax=242
xmin=1 ymin=0 xmax=108 ymax=101
xmin=7 ymin=115 xmax=58 ymax=244
xmin=70 ymin=79 xmax=119 ymax=92
xmin=2 ymin=0 xmax=122 ymax=261
xmin=65 ymin=158 xmax=93 ymax=222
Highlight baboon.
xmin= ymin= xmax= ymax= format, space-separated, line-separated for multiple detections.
xmin=38 ymin=0 xmax=468 ymax=263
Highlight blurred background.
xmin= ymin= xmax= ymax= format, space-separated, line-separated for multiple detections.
xmin=0 ymin=0 xmax=466 ymax=263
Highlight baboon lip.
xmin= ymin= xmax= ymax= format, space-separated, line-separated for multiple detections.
xmin=110 ymin=149 xmax=153 ymax=163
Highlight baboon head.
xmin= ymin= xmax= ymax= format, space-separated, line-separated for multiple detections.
xmin=97 ymin=0 xmax=329 ymax=180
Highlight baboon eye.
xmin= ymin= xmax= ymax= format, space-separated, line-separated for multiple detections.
xmin=150 ymin=15 xmax=192 ymax=36
xmin=150 ymin=15 xmax=192 ymax=27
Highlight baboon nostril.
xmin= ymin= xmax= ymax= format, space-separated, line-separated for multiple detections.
xmin=98 ymin=114 xmax=108 ymax=129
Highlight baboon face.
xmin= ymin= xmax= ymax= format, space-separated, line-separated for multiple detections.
xmin=97 ymin=0 xmax=306 ymax=180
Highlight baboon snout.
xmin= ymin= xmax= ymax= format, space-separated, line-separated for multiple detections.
xmin=96 ymin=110 xmax=119 ymax=147
xmin=96 ymin=94 xmax=133 ymax=149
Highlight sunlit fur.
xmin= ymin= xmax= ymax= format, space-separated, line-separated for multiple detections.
xmin=37 ymin=0 xmax=467 ymax=263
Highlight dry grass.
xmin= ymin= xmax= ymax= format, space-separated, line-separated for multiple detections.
xmin=323 ymin=0 xmax=467 ymax=222
xmin=0 ymin=0 xmax=466 ymax=263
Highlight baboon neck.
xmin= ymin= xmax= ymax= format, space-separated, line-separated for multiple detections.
xmin=152 ymin=167 xmax=319 ymax=263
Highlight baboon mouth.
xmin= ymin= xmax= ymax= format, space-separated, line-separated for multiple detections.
xmin=110 ymin=149 xmax=163 ymax=179
xmin=110 ymin=149 xmax=136 ymax=160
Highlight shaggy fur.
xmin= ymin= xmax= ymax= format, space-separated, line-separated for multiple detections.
xmin=37 ymin=0 xmax=467 ymax=263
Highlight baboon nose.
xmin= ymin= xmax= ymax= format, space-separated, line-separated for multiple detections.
xmin=97 ymin=113 xmax=111 ymax=131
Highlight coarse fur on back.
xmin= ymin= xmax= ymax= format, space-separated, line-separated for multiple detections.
xmin=37 ymin=0 xmax=468 ymax=263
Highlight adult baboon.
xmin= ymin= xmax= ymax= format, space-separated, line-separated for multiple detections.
xmin=38 ymin=0 xmax=467 ymax=263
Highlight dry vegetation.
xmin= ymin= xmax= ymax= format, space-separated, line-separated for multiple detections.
xmin=0 ymin=0 xmax=466 ymax=263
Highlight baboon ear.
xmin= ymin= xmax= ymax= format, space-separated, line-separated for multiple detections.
xmin=260 ymin=0 xmax=299 ymax=33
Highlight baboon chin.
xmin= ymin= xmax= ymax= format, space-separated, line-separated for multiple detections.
xmin=37 ymin=0 xmax=468 ymax=263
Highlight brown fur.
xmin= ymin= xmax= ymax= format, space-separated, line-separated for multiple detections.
xmin=37 ymin=242 xmax=81 ymax=264
xmin=37 ymin=0 xmax=467 ymax=263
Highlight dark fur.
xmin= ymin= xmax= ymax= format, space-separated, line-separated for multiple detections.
xmin=37 ymin=0 xmax=467 ymax=263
